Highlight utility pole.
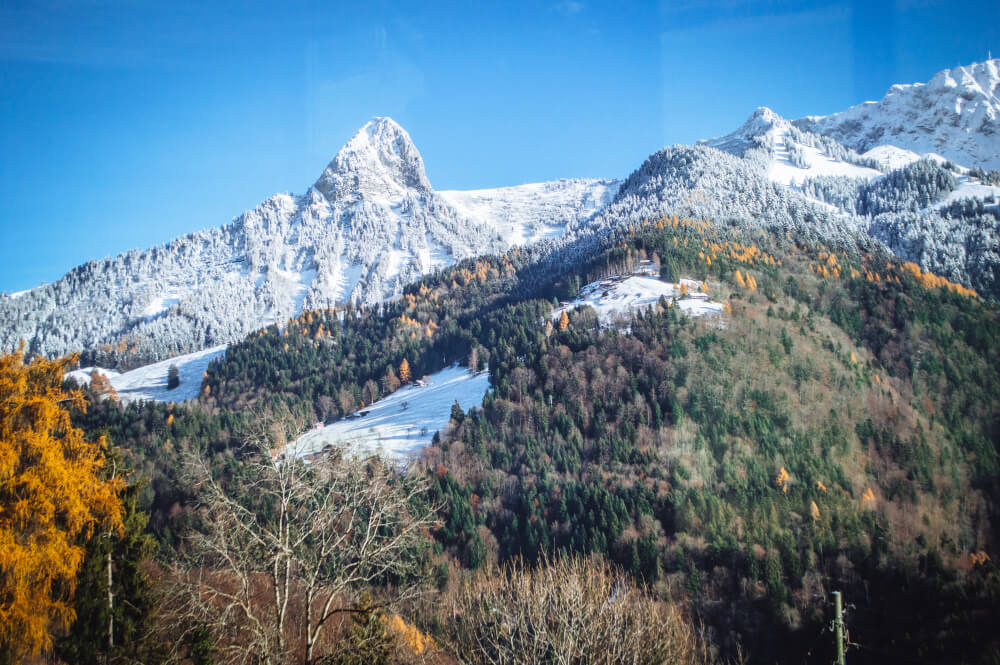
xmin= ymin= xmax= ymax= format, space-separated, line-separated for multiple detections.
xmin=832 ymin=590 xmax=845 ymax=665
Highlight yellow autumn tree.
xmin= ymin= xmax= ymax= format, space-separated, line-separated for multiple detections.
xmin=559 ymin=311 xmax=570 ymax=331
xmin=775 ymin=466 xmax=790 ymax=493
xmin=399 ymin=357 xmax=411 ymax=383
xmin=0 ymin=347 xmax=124 ymax=658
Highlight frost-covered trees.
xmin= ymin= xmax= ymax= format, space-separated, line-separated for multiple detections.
xmin=869 ymin=205 xmax=1000 ymax=300
xmin=0 ymin=125 xmax=605 ymax=366
xmin=575 ymin=144 xmax=865 ymax=249
xmin=857 ymin=159 xmax=957 ymax=215
xmin=785 ymin=124 xmax=881 ymax=169
xmin=799 ymin=175 xmax=866 ymax=212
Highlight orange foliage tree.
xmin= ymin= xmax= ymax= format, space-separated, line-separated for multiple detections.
xmin=399 ymin=357 xmax=412 ymax=384
xmin=0 ymin=347 xmax=124 ymax=658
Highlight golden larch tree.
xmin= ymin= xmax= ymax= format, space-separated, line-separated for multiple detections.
xmin=0 ymin=347 xmax=124 ymax=658
xmin=399 ymin=357 xmax=411 ymax=384
xmin=559 ymin=311 xmax=570 ymax=331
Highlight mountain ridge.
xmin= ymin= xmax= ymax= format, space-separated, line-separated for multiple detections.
xmin=0 ymin=118 xmax=619 ymax=365
xmin=795 ymin=59 xmax=1000 ymax=169
xmin=6 ymin=59 xmax=1000 ymax=365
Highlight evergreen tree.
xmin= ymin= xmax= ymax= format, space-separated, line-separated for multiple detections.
xmin=167 ymin=364 xmax=180 ymax=390
xmin=55 ymin=450 xmax=161 ymax=665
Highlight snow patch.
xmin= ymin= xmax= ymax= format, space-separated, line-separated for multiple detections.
xmin=862 ymin=145 xmax=922 ymax=171
xmin=552 ymin=276 xmax=724 ymax=327
xmin=142 ymin=295 xmax=180 ymax=319
xmin=66 ymin=345 xmax=226 ymax=404
xmin=934 ymin=175 xmax=1000 ymax=209
xmin=289 ymin=365 xmax=490 ymax=463
xmin=439 ymin=179 xmax=619 ymax=247
xmin=770 ymin=127 xmax=882 ymax=186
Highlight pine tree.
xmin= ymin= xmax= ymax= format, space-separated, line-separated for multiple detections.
xmin=56 ymin=458 xmax=160 ymax=665
xmin=166 ymin=364 xmax=180 ymax=390
xmin=451 ymin=400 xmax=466 ymax=424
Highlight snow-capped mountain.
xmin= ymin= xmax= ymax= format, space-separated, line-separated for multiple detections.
xmin=704 ymin=106 xmax=883 ymax=186
xmin=795 ymin=59 xmax=1000 ymax=170
xmin=697 ymin=104 xmax=1000 ymax=299
xmin=6 ymin=60 xmax=1000 ymax=369
xmin=0 ymin=117 xmax=618 ymax=364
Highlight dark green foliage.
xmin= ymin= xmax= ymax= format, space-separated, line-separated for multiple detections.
xmin=70 ymin=217 xmax=1000 ymax=665
xmin=166 ymin=364 xmax=180 ymax=390
xmin=55 ymin=446 xmax=162 ymax=665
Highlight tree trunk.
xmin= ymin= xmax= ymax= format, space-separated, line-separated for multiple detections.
xmin=107 ymin=548 xmax=114 ymax=651
xmin=305 ymin=587 xmax=315 ymax=665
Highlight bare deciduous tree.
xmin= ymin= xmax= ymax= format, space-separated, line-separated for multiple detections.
xmin=445 ymin=556 xmax=713 ymax=665
xmin=166 ymin=414 xmax=436 ymax=665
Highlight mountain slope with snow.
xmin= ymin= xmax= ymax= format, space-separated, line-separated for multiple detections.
xmin=65 ymin=344 xmax=226 ymax=404
xmin=795 ymin=59 xmax=1000 ymax=169
xmin=290 ymin=365 xmax=490 ymax=463
xmin=0 ymin=118 xmax=618 ymax=365
xmin=704 ymin=106 xmax=883 ymax=186
xmin=697 ymin=104 xmax=1000 ymax=299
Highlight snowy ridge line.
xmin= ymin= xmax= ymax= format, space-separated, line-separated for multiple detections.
xmin=795 ymin=59 xmax=1000 ymax=170
xmin=8 ymin=60 xmax=1000 ymax=368
xmin=1 ymin=117 xmax=618 ymax=364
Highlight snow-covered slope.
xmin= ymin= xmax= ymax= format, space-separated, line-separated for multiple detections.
xmin=704 ymin=107 xmax=883 ymax=186
xmin=439 ymin=179 xmax=619 ymax=246
xmin=1 ymin=118 xmax=617 ymax=364
xmin=66 ymin=344 xmax=226 ymax=404
xmin=290 ymin=365 xmax=490 ymax=463
xmin=795 ymin=59 xmax=1000 ymax=170
xmin=552 ymin=276 xmax=723 ymax=326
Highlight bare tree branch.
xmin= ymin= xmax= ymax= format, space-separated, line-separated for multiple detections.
xmin=162 ymin=410 xmax=437 ymax=665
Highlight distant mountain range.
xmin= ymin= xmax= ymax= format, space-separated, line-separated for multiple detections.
xmin=3 ymin=59 xmax=999 ymax=365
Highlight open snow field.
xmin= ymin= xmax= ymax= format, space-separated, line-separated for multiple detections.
xmin=552 ymin=276 xmax=724 ymax=326
xmin=769 ymin=128 xmax=882 ymax=186
xmin=66 ymin=344 xmax=226 ymax=404
xmin=439 ymin=179 xmax=619 ymax=247
xmin=935 ymin=175 xmax=1000 ymax=209
xmin=289 ymin=365 xmax=490 ymax=463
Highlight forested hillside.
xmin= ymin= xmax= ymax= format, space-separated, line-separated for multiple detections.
xmin=45 ymin=214 xmax=1000 ymax=664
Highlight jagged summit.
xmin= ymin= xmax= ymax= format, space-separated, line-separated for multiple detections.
xmin=700 ymin=106 xmax=791 ymax=157
xmin=0 ymin=115 xmax=618 ymax=363
xmin=734 ymin=106 xmax=788 ymax=135
xmin=314 ymin=116 xmax=432 ymax=201
xmin=795 ymin=59 xmax=1000 ymax=169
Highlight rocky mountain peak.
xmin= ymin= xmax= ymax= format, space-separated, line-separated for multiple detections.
xmin=314 ymin=116 xmax=432 ymax=201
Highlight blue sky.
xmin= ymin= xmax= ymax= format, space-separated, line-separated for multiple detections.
xmin=1 ymin=0 xmax=998 ymax=292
